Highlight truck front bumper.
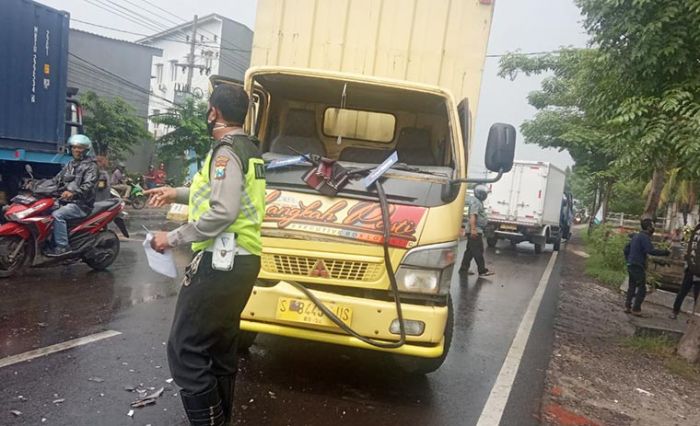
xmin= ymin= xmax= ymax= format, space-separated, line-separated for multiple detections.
xmin=240 ymin=281 xmax=448 ymax=358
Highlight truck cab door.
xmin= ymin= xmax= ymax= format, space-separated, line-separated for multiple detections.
xmin=208 ymin=75 xmax=269 ymax=140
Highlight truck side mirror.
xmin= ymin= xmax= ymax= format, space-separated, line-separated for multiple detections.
xmin=484 ymin=123 xmax=516 ymax=173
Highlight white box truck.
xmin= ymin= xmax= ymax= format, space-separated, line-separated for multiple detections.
xmin=483 ymin=161 xmax=566 ymax=253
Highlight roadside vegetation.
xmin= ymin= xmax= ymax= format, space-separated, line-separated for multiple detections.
xmin=622 ymin=335 xmax=700 ymax=382
xmin=583 ymin=226 xmax=628 ymax=288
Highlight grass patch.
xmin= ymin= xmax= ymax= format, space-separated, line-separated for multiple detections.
xmin=584 ymin=225 xmax=628 ymax=288
xmin=622 ymin=336 xmax=700 ymax=381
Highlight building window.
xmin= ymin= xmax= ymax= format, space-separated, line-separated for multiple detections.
xmin=155 ymin=64 xmax=163 ymax=84
xmin=214 ymin=34 xmax=218 ymax=42
xmin=153 ymin=109 xmax=160 ymax=117
xmin=200 ymin=34 xmax=205 ymax=42
xmin=170 ymin=60 xmax=178 ymax=81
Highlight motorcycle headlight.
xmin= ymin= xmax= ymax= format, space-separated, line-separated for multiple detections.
xmin=395 ymin=242 xmax=458 ymax=295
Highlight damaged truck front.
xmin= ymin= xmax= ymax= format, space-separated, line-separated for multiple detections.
xmin=227 ymin=0 xmax=514 ymax=373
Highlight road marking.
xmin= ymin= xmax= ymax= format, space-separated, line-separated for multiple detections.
xmin=476 ymin=252 xmax=559 ymax=426
xmin=0 ymin=330 xmax=122 ymax=369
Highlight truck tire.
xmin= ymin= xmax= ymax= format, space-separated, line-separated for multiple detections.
xmin=486 ymin=237 xmax=498 ymax=248
xmin=237 ymin=330 xmax=258 ymax=352
xmin=534 ymin=243 xmax=543 ymax=254
xmin=393 ymin=296 xmax=453 ymax=375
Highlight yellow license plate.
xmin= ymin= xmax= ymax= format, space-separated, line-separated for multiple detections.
xmin=276 ymin=297 xmax=353 ymax=328
xmin=500 ymin=224 xmax=517 ymax=231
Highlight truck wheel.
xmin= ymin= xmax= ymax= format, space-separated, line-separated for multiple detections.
xmin=393 ymin=296 xmax=453 ymax=375
xmin=486 ymin=237 xmax=498 ymax=248
xmin=534 ymin=243 xmax=543 ymax=254
xmin=237 ymin=330 xmax=258 ymax=352
xmin=83 ymin=231 xmax=120 ymax=271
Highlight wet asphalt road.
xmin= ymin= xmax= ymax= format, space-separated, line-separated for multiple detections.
xmin=0 ymin=233 xmax=561 ymax=426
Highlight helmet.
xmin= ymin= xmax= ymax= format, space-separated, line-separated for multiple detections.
xmin=474 ymin=184 xmax=489 ymax=201
xmin=67 ymin=134 xmax=92 ymax=150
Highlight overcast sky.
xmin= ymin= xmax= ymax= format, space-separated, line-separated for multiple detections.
xmin=44 ymin=0 xmax=587 ymax=173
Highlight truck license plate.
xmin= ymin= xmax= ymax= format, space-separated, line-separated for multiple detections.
xmin=500 ymin=224 xmax=517 ymax=231
xmin=276 ymin=297 xmax=352 ymax=328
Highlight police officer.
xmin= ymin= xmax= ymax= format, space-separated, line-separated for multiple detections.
xmin=146 ymin=84 xmax=265 ymax=425
xmin=459 ymin=185 xmax=495 ymax=277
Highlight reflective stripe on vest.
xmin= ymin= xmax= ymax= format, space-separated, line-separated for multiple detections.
xmin=188 ymin=139 xmax=265 ymax=255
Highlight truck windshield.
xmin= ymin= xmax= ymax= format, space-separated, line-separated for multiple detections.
xmin=252 ymin=72 xmax=459 ymax=207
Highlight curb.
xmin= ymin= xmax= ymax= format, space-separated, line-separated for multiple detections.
xmin=618 ymin=279 xmax=698 ymax=315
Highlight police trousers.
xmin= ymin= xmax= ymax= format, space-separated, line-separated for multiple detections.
xmin=167 ymin=251 xmax=260 ymax=396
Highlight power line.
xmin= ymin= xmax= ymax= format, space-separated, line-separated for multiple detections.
xmin=82 ymin=0 xmax=163 ymax=33
xmin=118 ymin=0 xmax=182 ymax=28
xmin=485 ymin=48 xmax=585 ymax=58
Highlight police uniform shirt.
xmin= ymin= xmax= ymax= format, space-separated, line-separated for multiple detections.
xmin=167 ymin=129 xmax=246 ymax=247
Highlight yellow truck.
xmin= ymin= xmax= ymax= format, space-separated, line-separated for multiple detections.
xmin=226 ymin=0 xmax=515 ymax=373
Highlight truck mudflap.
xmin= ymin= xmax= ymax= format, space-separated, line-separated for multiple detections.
xmin=240 ymin=281 xmax=448 ymax=358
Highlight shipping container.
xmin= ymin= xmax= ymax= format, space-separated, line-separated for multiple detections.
xmin=251 ymin=0 xmax=495 ymax=137
xmin=0 ymin=0 xmax=70 ymax=154
xmin=483 ymin=161 xmax=567 ymax=253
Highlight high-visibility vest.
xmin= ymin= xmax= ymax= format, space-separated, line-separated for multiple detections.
xmin=188 ymin=135 xmax=265 ymax=256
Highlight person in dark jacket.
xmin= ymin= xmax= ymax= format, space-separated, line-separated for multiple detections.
xmin=670 ymin=223 xmax=700 ymax=319
xmin=45 ymin=135 xmax=98 ymax=257
xmin=623 ymin=219 xmax=670 ymax=315
xmin=94 ymin=155 xmax=112 ymax=202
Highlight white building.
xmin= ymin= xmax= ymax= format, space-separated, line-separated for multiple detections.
xmin=137 ymin=14 xmax=253 ymax=138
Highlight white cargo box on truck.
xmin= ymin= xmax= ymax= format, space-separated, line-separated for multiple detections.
xmin=483 ymin=161 xmax=566 ymax=253
xmin=251 ymin=0 xmax=495 ymax=140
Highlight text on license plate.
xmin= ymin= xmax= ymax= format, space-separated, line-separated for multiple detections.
xmin=276 ymin=297 xmax=353 ymax=328
xmin=500 ymin=224 xmax=517 ymax=231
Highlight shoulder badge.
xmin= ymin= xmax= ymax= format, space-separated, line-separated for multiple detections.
xmin=214 ymin=155 xmax=229 ymax=179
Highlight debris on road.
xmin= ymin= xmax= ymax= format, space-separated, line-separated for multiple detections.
xmin=127 ymin=409 xmax=134 ymax=417
xmin=52 ymin=398 xmax=65 ymax=404
xmin=10 ymin=410 xmax=22 ymax=417
xmin=635 ymin=388 xmax=654 ymax=397
xmin=17 ymin=395 xmax=27 ymax=402
xmin=130 ymin=387 xmax=164 ymax=408
xmin=165 ymin=378 xmax=173 ymax=384
xmin=124 ymin=385 xmax=136 ymax=392
xmin=88 ymin=377 xmax=105 ymax=383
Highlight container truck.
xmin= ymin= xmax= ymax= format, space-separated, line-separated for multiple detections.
xmin=483 ymin=161 xmax=566 ymax=253
xmin=215 ymin=0 xmax=515 ymax=374
xmin=0 ymin=0 xmax=82 ymax=205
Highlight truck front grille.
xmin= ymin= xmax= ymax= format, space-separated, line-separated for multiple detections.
xmin=261 ymin=254 xmax=383 ymax=282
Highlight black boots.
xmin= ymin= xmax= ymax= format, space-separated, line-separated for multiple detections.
xmin=216 ymin=375 xmax=236 ymax=425
xmin=180 ymin=385 xmax=225 ymax=426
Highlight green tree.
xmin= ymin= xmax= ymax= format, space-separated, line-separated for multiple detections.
xmin=150 ymin=98 xmax=211 ymax=168
xmin=577 ymin=0 xmax=700 ymax=217
xmin=81 ymin=91 xmax=151 ymax=160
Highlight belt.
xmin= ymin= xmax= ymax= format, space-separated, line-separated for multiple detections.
xmin=204 ymin=245 xmax=253 ymax=256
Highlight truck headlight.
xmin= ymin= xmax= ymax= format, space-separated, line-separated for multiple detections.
xmin=395 ymin=242 xmax=457 ymax=294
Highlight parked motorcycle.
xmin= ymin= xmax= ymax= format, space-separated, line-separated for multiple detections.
xmin=0 ymin=166 xmax=129 ymax=278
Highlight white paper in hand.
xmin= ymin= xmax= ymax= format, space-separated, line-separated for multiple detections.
xmin=143 ymin=233 xmax=178 ymax=278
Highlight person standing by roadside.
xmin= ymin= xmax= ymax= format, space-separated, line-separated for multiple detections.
xmin=671 ymin=223 xmax=700 ymax=319
xmin=624 ymin=219 xmax=670 ymax=316
xmin=145 ymin=84 xmax=265 ymax=426
xmin=459 ymin=185 xmax=495 ymax=277
xmin=143 ymin=165 xmax=157 ymax=190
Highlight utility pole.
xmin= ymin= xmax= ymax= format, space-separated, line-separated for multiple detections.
xmin=186 ymin=15 xmax=198 ymax=93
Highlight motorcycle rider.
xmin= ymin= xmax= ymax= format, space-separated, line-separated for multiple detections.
xmin=45 ymin=134 xmax=98 ymax=257
xmin=111 ymin=162 xmax=130 ymax=199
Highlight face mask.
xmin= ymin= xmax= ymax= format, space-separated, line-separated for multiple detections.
xmin=205 ymin=107 xmax=215 ymax=137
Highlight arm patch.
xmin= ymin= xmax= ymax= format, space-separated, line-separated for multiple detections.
xmin=214 ymin=155 xmax=229 ymax=179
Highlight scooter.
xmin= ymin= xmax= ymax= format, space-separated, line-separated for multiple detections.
xmin=125 ymin=178 xmax=147 ymax=210
xmin=0 ymin=165 xmax=130 ymax=278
